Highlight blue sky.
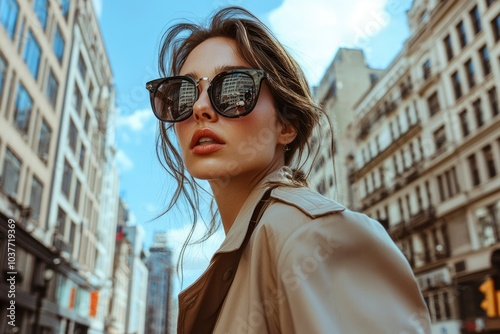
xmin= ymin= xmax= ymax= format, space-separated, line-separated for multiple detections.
xmin=96 ymin=0 xmax=413 ymax=294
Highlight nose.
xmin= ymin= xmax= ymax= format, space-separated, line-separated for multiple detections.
xmin=193 ymin=78 xmax=218 ymax=122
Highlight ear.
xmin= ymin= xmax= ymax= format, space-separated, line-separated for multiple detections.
xmin=278 ymin=122 xmax=297 ymax=146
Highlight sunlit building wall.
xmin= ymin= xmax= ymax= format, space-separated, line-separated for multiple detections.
xmin=347 ymin=1 xmax=500 ymax=333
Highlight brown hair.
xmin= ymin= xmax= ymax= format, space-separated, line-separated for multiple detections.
xmin=154 ymin=6 xmax=327 ymax=275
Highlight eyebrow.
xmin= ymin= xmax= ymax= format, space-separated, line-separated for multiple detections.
xmin=182 ymin=65 xmax=251 ymax=80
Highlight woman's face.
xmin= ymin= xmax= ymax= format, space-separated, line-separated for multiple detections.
xmin=174 ymin=37 xmax=296 ymax=182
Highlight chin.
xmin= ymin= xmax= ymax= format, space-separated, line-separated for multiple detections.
xmin=186 ymin=160 xmax=244 ymax=181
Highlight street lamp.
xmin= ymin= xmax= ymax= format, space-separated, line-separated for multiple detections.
xmin=33 ymin=268 xmax=54 ymax=333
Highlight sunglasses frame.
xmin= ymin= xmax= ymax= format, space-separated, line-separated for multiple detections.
xmin=146 ymin=68 xmax=268 ymax=123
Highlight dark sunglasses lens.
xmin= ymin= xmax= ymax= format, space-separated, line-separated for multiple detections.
xmin=212 ymin=73 xmax=256 ymax=116
xmin=154 ymin=79 xmax=196 ymax=121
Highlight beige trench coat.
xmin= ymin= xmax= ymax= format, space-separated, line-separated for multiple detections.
xmin=177 ymin=168 xmax=431 ymax=334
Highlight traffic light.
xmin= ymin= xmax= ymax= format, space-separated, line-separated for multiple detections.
xmin=479 ymin=277 xmax=497 ymax=317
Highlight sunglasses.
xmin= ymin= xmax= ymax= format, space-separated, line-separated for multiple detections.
xmin=146 ymin=68 xmax=268 ymax=122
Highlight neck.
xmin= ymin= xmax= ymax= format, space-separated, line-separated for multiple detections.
xmin=210 ymin=165 xmax=281 ymax=234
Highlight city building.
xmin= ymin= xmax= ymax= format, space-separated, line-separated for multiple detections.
xmin=124 ymin=224 xmax=149 ymax=334
xmin=0 ymin=0 xmax=119 ymax=333
xmin=145 ymin=232 xmax=175 ymax=334
xmin=310 ymin=48 xmax=384 ymax=206
xmin=342 ymin=0 xmax=500 ymax=333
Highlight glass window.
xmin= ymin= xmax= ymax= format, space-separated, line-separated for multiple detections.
xmin=1 ymin=148 xmax=21 ymax=197
xmin=23 ymin=30 xmax=42 ymax=80
xmin=33 ymin=0 xmax=48 ymax=30
xmin=73 ymin=85 xmax=82 ymax=114
xmin=61 ymin=159 xmax=72 ymax=198
xmin=464 ymin=59 xmax=476 ymax=88
xmin=78 ymin=53 xmax=86 ymax=79
xmin=459 ymin=109 xmax=470 ymax=137
xmin=74 ymin=179 xmax=81 ymax=211
xmin=473 ymin=98 xmax=484 ymax=128
xmin=422 ymin=59 xmax=431 ymax=80
xmin=488 ymin=87 xmax=499 ymax=116
xmin=38 ymin=119 xmax=51 ymax=160
xmin=14 ymin=83 xmax=33 ymax=134
xmin=0 ymin=54 xmax=6 ymax=97
xmin=46 ymin=69 xmax=59 ymax=108
xmin=0 ymin=0 xmax=19 ymax=39
xmin=427 ymin=91 xmax=440 ymax=116
xmin=79 ymin=144 xmax=86 ymax=169
xmin=56 ymin=206 xmax=66 ymax=236
xmin=433 ymin=125 xmax=447 ymax=150
xmin=492 ymin=14 xmax=500 ymax=41
xmin=470 ymin=6 xmax=482 ymax=34
xmin=68 ymin=118 xmax=77 ymax=153
xmin=456 ymin=21 xmax=468 ymax=48
xmin=482 ymin=145 xmax=497 ymax=178
xmin=53 ymin=25 xmax=65 ymax=63
xmin=443 ymin=35 xmax=453 ymax=61
xmin=29 ymin=175 xmax=43 ymax=222
xmin=451 ymin=71 xmax=462 ymax=100
xmin=468 ymin=154 xmax=481 ymax=186
xmin=479 ymin=45 xmax=491 ymax=76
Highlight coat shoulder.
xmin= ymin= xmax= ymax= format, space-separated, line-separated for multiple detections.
xmin=269 ymin=186 xmax=346 ymax=218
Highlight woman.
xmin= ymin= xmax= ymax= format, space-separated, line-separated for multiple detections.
xmin=147 ymin=6 xmax=431 ymax=334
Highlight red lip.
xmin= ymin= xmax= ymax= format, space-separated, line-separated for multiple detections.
xmin=190 ymin=128 xmax=226 ymax=154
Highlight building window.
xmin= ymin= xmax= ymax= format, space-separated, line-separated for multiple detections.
xmin=473 ymin=98 xmax=484 ymax=128
xmin=61 ymin=159 xmax=73 ymax=198
xmin=492 ymin=14 xmax=500 ymax=41
xmin=433 ymin=125 xmax=447 ymax=150
xmin=479 ymin=45 xmax=491 ymax=76
xmin=0 ymin=54 xmax=6 ymax=99
xmin=68 ymin=118 xmax=77 ymax=153
xmin=78 ymin=53 xmax=87 ymax=80
xmin=488 ymin=87 xmax=499 ymax=116
xmin=464 ymin=59 xmax=476 ymax=88
xmin=29 ymin=176 xmax=43 ymax=222
xmin=74 ymin=179 xmax=81 ymax=211
xmin=459 ymin=109 xmax=470 ymax=137
xmin=56 ymin=206 xmax=66 ymax=236
xmin=1 ymin=148 xmax=21 ymax=197
xmin=33 ymin=0 xmax=48 ymax=30
xmin=486 ymin=0 xmax=494 ymax=7
xmin=482 ymin=145 xmax=497 ymax=178
xmin=451 ymin=71 xmax=462 ymax=100
xmin=73 ymin=85 xmax=82 ymax=114
xmin=13 ymin=83 xmax=33 ymax=134
xmin=468 ymin=154 xmax=481 ymax=186
xmin=456 ymin=21 xmax=468 ymax=48
xmin=474 ymin=203 xmax=500 ymax=247
xmin=46 ymin=69 xmax=59 ymax=108
xmin=79 ymin=144 xmax=86 ymax=169
xmin=23 ymin=30 xmax=42 ymax=80
xmin=427 ymin=92 xmax=441 ymax=116
xmin=422 ymin=59 xmax=431 ymax=80
xmin=470 ymin=6 xmax=482 ymax=34
xmin=37 ymin=119 xmax=51 ymax=161
xmin=83 ymin=111 xmax=90 ymax=133
xmin=0 ymin=0 xmax=18 ymax=39
xmin=53 ymin=25 xmax=65 ymax=63
xmin=437 ymin=175 xmax=446 ymax=202
xmin=443 ymin=35 xmax=453 ymax=61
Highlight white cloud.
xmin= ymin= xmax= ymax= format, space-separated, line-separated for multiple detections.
xmin=92 ymin=0 xmax=102 ymax=18
xmin=116 ymin=149 xmax=134 ymax=172
xmin=268 ymin=0 xmax=390 ymax=85
xmin=117 ymin=108 xmax=154 ymax=132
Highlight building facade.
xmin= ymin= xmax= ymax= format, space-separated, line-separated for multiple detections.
xmin=343 ymin=0 xmax=500 ymax=333
xmin=0 ymin=0 xmax=119 ymax=333
xmin=311 ymin=48 xmax=384 ymax=206
xmin=145 ymin=232 xmax=174 ymax=334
